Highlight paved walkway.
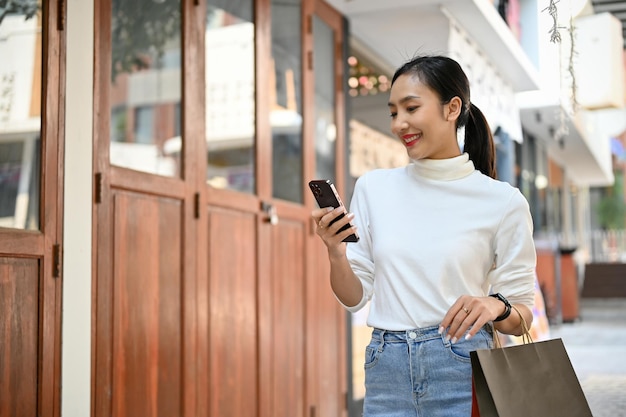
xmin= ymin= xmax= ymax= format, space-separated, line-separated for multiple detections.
xmin=549 ymin=298 xmax=626 ymax=417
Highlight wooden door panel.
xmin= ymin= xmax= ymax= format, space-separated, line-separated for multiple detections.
xmin=270 ymin=219 xmax=306 ymax=417
xmin=316 ymin=276 xmax=345 ymax=416
xmin=0 ymin=257 xmax=39 ymax=417
xmin=207 ymin=206 xmax=258 ymax=417
xmin=111 ymin=191 xmax=183 ymax=417
xmin=308 ymin=238 xmax=347 ymax=417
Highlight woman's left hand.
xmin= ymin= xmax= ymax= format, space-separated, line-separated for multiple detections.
xmin=438 ymin=295 xmax=506 ymax=343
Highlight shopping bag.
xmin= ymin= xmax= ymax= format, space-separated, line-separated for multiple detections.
xmin=470 ymin=307 xmax=593 ymax=417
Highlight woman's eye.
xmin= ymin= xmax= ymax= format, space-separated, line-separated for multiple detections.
xmin=407 ymin=106 xmax=418 ymax=112
xmin=389 ymin=112 xmax=397 ymax=118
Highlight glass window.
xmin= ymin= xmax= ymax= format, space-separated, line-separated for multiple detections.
xmin=0 ymin=2 xmax=42 ymax=230
xmin=205 ymin=1 xmax=255 ymax=193
xmin=110 ymin=0 xmax=182 ymax=177
xmin=271 ymin=0 xmax=302 ymax=203
xmin=134 ymin=106 xmax=154 ymax=144
xmin=313 ymin=16 xmax=336 ymax=182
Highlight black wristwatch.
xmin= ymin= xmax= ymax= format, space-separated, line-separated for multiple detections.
xmin=489 ymin=293 xmax=512 ymax=322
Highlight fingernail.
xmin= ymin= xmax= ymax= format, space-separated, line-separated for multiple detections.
xmin=445 ymin=335 xmax=451 ymax=342
xmin=465 ymin=334 xmax=472 ymax=341
xmin=451 ymin=337 xmax=458 ymax=344
xmin=347 ymin=212 xmax=355 ymax=219
xmin=438 ymin=326 xmax=444 ymax=335
xmin=326 ymin=207 xmax=334 ymax=212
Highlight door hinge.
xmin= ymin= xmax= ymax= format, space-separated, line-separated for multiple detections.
xmin=307 ymin=50 xmax=313 ymax=71
xmin=57 ymin=0 xmax=66 ymax=31
xmin=194 ymin=0 xmax=199 ymax=5
xmin=53 ymin=244 xmax=62 ymax=278
xmin=307 ymin=15 xmax=313 ymax=34
xmin=95 ymin=172 xmax=103 ymax=204
xmin=194 ymin=192 xmax=200 ymax=219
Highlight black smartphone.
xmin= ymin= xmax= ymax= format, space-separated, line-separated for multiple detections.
xmin=308 ymin=179 xmax=359 ymax=243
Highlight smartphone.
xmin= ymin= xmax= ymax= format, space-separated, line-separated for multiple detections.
xmin=308 ymin=179 xmax=359 ymax=243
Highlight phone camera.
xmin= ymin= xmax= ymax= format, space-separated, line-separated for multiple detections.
xmin=312 ymin=184 xmax=322 ymax=198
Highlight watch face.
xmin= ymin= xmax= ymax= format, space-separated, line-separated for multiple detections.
xmin=491 ymin=293 xmax=510 ymax=306
xmin=490 ymin=293 xmax=512 ymax=322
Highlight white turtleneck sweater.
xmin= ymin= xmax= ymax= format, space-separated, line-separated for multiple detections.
xmin=344 ymin=153 xmax=536 ymax=330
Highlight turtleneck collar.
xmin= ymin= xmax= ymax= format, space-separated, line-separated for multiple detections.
xmin=409 ymin=153 xmax=476 ymax=181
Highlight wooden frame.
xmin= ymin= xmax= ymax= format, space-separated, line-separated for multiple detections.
xmin=91 ymin=0 xmax=349 ymax=416
xmin=0 ymin=0 xmax=65 ymax=415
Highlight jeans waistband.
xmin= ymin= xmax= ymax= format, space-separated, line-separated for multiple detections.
xmin=372 ymin=325 xmax=442 ymax=343
xmin=372 ymin=324 xmax=493 ymax=344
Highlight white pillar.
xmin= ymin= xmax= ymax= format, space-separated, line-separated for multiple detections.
xmin=62 ymin=0 xmax=94 ymax=415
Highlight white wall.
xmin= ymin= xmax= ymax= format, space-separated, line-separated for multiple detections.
xmin=62 ymin=0 xmax=93 ymax=415
xmin=447 ymin=19 xmax=523 ymax=143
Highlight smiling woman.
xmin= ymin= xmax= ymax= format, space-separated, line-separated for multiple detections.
xmin=311 ymin=55 xmax=536 ymax=417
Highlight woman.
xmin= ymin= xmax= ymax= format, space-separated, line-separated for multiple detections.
xmin=312 ymin=55 xmax=536 ymax=417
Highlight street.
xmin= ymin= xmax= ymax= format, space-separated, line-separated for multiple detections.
xmin=550 ymin=298 xmax=626 ymax=416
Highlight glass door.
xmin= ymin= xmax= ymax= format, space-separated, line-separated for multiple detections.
xmin=0 ymin=1 xmax=64 ymax=415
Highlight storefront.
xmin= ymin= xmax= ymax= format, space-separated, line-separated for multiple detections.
xmin=2 ymin=1 xmax=352 ymax=416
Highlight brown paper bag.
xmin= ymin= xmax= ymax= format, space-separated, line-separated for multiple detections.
xmin=470 ymin=308 xmax=593 ymax=417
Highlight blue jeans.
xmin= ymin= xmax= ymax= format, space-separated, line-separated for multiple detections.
xmin=363 ymin=325 xmax=494 ymax=417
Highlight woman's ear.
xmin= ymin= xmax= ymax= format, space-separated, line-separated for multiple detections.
xmin=445 ymin=96 xmax=462 ymax=121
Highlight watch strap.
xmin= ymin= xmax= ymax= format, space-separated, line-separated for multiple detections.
xmin=490 ymin=293 xmax=512 ymax=322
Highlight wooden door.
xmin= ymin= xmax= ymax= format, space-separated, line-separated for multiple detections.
xmin=93 ymin=0 xmax=202 ymax=416
xmin=201 ymin=0 xmax=312 ymax=415
xmin=200 ymin=0 xmax=349 ymax=416
xmin=93 ymin=0 xmax=349 ymax=416
xmin=305 ymin=2 xmax=349 ymax=416
xmin=0 ymin=1 xmax=64 ymax=416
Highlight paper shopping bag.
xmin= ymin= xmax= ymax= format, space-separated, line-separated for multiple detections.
xmin=470 ymin=338 xmax=593 ymax=417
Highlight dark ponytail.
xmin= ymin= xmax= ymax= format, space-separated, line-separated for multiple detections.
xmin=391 ymin=55 xmax=497 ymax=179
xmin=464 ymin=103 xmax=496 ymax=179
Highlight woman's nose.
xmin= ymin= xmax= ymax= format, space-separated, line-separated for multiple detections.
xmin=392 ymin=117 xmax=408 ymax=133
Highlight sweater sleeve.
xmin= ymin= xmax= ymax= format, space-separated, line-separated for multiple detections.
xmin=487 ymin=190 xmax=537 ymax=308
xmin=341 ymin=175 xmax=375 ymax=313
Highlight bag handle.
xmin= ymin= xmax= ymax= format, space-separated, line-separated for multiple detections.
xmin=493 ymin=305 xmax=533 ymax=348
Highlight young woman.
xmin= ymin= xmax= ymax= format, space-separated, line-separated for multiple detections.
xmin=311 ymin=55 xmax=536 ymax=417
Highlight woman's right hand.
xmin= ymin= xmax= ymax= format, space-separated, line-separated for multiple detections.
xmin=312 ymin=206 xmax=364 ymax=307
xmin=311 ymin=206 xmax=357 ymax=258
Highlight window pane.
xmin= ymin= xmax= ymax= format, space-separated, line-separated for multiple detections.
xmin=205 ymin=1 xmax=255 ymax=192
xmin=271 ymin=0 xmax=302 ymax=203
xmin=0 ymin=2 xmax=42 ymax=230
xmin=110 ymin=0 xmax=182 ymax=177
xmin=313 ymin=16 xmax=336 ymax=182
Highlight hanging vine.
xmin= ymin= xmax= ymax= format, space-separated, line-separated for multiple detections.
xmin=543 ymin=0 xmax=580 ymax=143
xmin=568 ymin=16 xmax=579 ymax=112
xmin=545 ymin=0 xmax=563 ymax=43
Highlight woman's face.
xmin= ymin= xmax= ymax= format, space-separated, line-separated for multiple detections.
xmin=388 ymin=73 xmax=461 ymax=161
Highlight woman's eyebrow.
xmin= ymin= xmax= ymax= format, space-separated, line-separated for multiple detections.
xmin=388 ymin=95 xmax=420 ymax=107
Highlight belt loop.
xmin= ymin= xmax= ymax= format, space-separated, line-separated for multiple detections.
xmin=377 ymin=329 xmax=386 ymax=351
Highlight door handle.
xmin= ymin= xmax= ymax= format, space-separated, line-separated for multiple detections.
xmin=261 ymin=201 xmax=278 ymax=225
